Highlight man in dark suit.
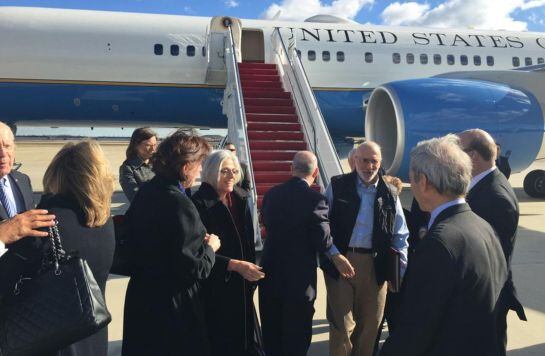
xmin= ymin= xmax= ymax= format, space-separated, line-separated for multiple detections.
xmin=459 ymin=129 xmax=526 ymax=355
xmin=259 ymin=150 xmax=332 ymax=356
xmin=0 ymin=121 xmax=35 ymax=256
xmin=380 ymin=134 xmax=507 ymax=356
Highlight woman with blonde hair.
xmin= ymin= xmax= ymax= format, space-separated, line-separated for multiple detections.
xmin=11 ymin=140 xmax=116 ymax=356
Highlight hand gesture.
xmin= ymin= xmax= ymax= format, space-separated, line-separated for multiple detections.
xmin=0 ymin=209 xmax=56 ymax=244
xmin=205 ymin=233 xmax=221 ymax=252
xmin=332 ymin=254 xmax=355 ymax=279
xmin=228 ymin=259 xmax=265 ymax=282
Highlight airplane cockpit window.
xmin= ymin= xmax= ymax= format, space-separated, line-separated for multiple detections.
xmin=308 ymin=50 xmax=316 ymax=61
xmin=512 ymin=57 xmax=520 ymax=67
xmin=365 ymin=52 xmax=373 ymax=63
xmin=202 ymin=46 xmax=206 ymax=57
xmin=406 ymin=53 xmax=414 ymax=64
xmin=170 ymin=45 xmax=179 ymax=56
xmin=538 ymin=57 xmax=544 ymax=64
xmin=420 ymin=54 xmax=428 ymax=64
xmin=392 ymin=53 xmax=401 ymax=64
xmin=460 ymin=55 xmax=468 ymax=65
xmin=187 ymin=45 xmax=196 ymax=57
xmin=434 ymin=54 xmax=441 ymax=65
xmin=486 ymin=56 xmax=494 ymax=66
xmin=337 ymin=51 xmax=345 ymax=62
xmin=447 ymin=55 xmax=455 ymax=65
xmin=323 ymin=51 xmax=331 ymax=62
xmin=525 ymin=57 xmax=532 ymax=66
xmin=154 ymin=44 xmax=163 ymax=55
xmin=473 ymin=55 xmax=481 ymax=66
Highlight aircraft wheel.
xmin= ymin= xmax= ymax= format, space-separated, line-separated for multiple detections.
xmin=523 ymin=169 xmax=545 ymax=198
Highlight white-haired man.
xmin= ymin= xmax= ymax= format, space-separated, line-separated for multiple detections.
xmin=0 ymin=122 xmax=35 ymax=256
xmin=380 ymin=134 xmax=507 ymax=356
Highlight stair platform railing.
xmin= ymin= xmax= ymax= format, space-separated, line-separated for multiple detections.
xmin=270 ymin=28 xmax=343 ymax=189
xmin=222 ymin=25 xmax=262 ymax=249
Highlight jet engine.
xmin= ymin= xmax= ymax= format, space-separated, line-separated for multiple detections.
xmin=365 ymin=78 xmax=545 ymax=180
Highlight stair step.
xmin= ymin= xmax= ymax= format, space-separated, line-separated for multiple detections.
xmin=252 ymin=160 xmax=292 ymax=171
xmin=247 ymin=122 xmax=301 ymax=131
xmin=244 ymin=91 xmax=291 ymax=99
xmin=243 ymin=86 xmax=285 ymax=93
xmin=239 ymin=68 xmax=278 ymax=76
xmin=247 ymin=113 xmax=299 ymax=123
xmin=242 ymin=81 xmax=283 ymax=89
xmin=251 ymin=150 xmax=298 ymax=161
xmin=254 ymin=171 xmax=293 ymax=183
xmin=248 ymin=131 xmax=304 ymax=140
xmin=250 ymin=140 xmax=307 ymax=150
xmin=246 ymin=106 xmax=295 ymax=115
xmin=244 ymin=98 xmax=293 ymax=107
xmin=240 ymin=74 xmax=280 ymax=82
xmin=239 ymin=63 xmax=276 ymax=69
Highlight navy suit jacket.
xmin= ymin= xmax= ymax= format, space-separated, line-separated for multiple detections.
xmin=260 ymin=177 xmax=332 ymax=301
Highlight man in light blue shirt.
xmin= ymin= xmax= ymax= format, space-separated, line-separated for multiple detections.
xmin=321 ymin=141 xmax=409 ymax=356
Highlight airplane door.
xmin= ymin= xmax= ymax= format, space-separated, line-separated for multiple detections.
xmin=241 ymin=30 xmax=265 ymax=62
xmin=205 ymin=16 xmax=242 ymax=84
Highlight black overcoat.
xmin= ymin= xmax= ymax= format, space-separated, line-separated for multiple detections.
xmin=122 ymin=175 xmax=216 ymax=356
xmin=191 ymin=182 xmax=259 ymax=356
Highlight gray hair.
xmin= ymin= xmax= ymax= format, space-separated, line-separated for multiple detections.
xmin=410 ymin=134 xmax=472 ymax=197
xmin=292 ymin=151 xmax=317 ymax=176
xmin=0 ymin=122 xmax=15 ymax=143
xmin=201 ymin=149 xmax=242 ymax=189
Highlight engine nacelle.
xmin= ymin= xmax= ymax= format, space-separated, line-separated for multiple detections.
xmin=366 ymin=78 xmax=545 ymax=179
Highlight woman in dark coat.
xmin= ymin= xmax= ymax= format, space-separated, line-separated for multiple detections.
xmin=8 ymin=140 xmax=116 ymax=356
xmin=119 ymin=127 xmax=157 ymax=202
xmin=122 ymin=131 xmax=220 ymax=356
xmin=192 ymin=149 xmax=265 ymax=356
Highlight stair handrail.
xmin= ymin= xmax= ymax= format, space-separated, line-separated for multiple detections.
xmin=223 ymin=25 xmax=262 ymax=249
xmin=271 ymin=28 xmax=343 ymax=188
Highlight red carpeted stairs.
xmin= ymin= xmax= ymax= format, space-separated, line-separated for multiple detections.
xmin=239 ymin=62 xmax=320 ymax=213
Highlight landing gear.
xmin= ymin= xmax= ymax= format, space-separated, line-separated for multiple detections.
xmin=523 ymin=169 xmax=545 ymax=198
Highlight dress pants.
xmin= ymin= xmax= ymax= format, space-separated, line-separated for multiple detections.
xmin=324 ymin=252 xmax=387 ymax=356
xmin=259 ymin=287 xmax=315 ymax=356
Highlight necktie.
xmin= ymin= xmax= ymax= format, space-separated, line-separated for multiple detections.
xmin=0 ymin=177 xmax=17 ymax=218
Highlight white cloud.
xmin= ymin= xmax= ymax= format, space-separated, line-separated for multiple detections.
xmin=262 ymin=0 xmax=374 ymax=22
xmin=225 ymin=0 xmax=239 ymax=8
xmin=381 ymin=0 xmax=545 ymax=31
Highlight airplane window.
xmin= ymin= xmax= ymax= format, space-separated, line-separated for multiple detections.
xmin=393 ymin=53 xmax=401 ymax=64
xmin=538 ymin=57 xmax=544 ymax=64
xmin=187 ymin=45 xmax=196 ymax=57
xmin=420 ymin=54 xmax=428 ymax=64
xmin=525 ymin=57 xmax=532 ymax=66
xmin=154 ymin=44 xmax=163 ymax=55
xmin=406 ymin=53 xmax=414 ymax=64
xmin=460 ymin=55 xmax=468 ymax=65
xmin=512 ymin=57 xmax=520 ymax=67
xmin=474 ymin=55 xmax=481 ymax=66
xmin=323 ymin=51 xmax=331 ymax=62
xmin=447 ymin=55 xmax=455 ymax=65
xmin=297 ymin=50 xmax=302 ymax=58
xmin=170 ymin=45 xmax=179 ymax=56
xmin=337 ymin=51 xmax=345 ymax=62
xmin=365 ymin=52 xmax=373 ymax=63
xmin=308 ymin=50 xmax=316 ymax=61
xmin=434 ymin=54 xmax=441 ymax=65
xmin=202 ymin=46 xmax=206 ymax=57
xmin=486 ymin=56 xmax=494 ymax=66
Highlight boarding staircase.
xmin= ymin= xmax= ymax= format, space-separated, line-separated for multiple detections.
xmin=221 ymin=26 xmax=343 ymax=246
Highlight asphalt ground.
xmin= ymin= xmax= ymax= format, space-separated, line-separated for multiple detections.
xmin=14 ymin=140 xmax=545 ymax=356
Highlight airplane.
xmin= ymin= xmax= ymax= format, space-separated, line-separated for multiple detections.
xmin=0 ymin=6 xmax=544 ymax=196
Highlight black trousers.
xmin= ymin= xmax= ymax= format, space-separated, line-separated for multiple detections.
xmin=259 ymin=288 xmax=315 ymax=356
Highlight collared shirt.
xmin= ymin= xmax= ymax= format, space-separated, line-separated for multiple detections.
xmin=428 ymin=198 xmax=466 ymax=230
xmin=325 ymin=175 xmax=410 ymax=275
xmin=468 ymin=166 xmax=496 ymax=192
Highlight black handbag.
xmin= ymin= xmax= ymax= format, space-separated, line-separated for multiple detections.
xmin=0 ymin=223 xmax=112 ymax=356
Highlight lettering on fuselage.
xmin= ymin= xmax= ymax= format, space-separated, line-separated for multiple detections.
xmin=277 ymin=27 xmax=544 ymax=50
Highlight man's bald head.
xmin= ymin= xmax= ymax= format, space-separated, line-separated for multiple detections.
xmin=356 ymin=141 xmax=382 ymax=158
xmin=292 ymin=151 xmax=318 ymax=179
xmin=354 ymin=141 xmax=382 ymax=185
xmin=458 ymin=129 xmax=497 ymax=176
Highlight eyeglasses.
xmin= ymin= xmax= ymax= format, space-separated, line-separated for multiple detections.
xmin=356 ymin=157 xmax=380 ymax=166
xmin=226 ymin=148 xmax=236 ymax=152
xmin=220 ymin=168 xmax=239 ymax=177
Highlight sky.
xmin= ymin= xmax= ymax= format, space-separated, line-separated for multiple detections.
xmin=1 ymin=0 xmax=545 ymax=32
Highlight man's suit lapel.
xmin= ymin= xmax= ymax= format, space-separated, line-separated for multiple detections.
xmin=8 ymin=172 xmax=33 ymax=211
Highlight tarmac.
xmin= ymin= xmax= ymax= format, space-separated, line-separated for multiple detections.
xmin=14 ymin=139 xmax=545 ymax=356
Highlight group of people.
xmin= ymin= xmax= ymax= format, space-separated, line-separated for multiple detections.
xmin=0 ymin=121 xmax=526 ymax=356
